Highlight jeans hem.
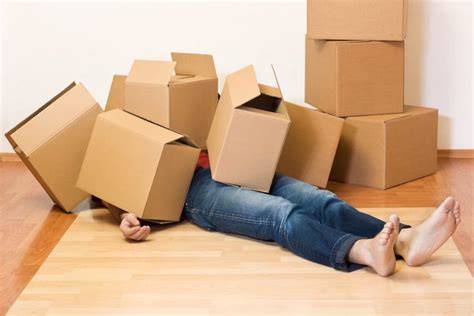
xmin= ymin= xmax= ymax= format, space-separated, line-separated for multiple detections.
xmin=330 ymin=233 xmax=364 ymax=272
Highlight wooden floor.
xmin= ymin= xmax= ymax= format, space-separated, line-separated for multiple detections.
xmin=8 ymin=208 xmax=473 ymax=315
xmin=0 ymin=158 xmax=473 ymax=315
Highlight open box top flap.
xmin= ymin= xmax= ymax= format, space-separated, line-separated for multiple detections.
xmin=126 ymin=60 xmax=176 ymax=86
xmin=171 ymin=52 xmax=217 ymax=78
xmin=225 ymin=65 xmax=261 ymax=108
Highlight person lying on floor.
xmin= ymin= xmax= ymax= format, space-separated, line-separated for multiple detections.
xmin=105 ymin=151 xmax=461 ymax=277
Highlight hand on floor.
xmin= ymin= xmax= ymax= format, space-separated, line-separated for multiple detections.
xmin=120 ymin=213 xmax=150 ymax=241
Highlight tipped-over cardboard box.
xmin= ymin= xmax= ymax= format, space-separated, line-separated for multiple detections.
xmin=77 ymin=109 xmax=200 ymax=221
xmin=5 ymin=83 xmax=102 ymax=211
xmin=307 ymin=0 xmax=408 ymax=41
xmin=277 ymin=102 xmax=344 ymax=188
xmin=306 ymin=38 xmax=404 ymax=117
xmin=331 ymin=106 xmax=438 ymax=190
xmin=123 ymin=52 xmax=218 ymax=149
xmin=207 ymin=65 xmax=291 ymax=192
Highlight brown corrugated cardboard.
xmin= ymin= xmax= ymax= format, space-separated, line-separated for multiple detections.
xmin=123 ymin=52 xmax=218 ymax=149
xmin=306 ymin=38 xmax=404 ymax=117
xmin=331 ymin=106 xmax=438 ymax=189
xmin=105 ymin=75 xmax=126 ymax=111
xmin=77 ymin=109 xmax=200 ymax=221
xmin=5 ymin=83 xmax=102 ymax=211
xmin=277 ymin=102 xmax=344 ymax=188
xmin=307 ymin=0 xmax=408 ymax=41
xmin=207 ymin=65 xmax=291 ymax=193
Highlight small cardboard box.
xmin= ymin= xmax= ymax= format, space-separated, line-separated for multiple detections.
xmin=307 ymin=0 xmax=408 ymax=41
xmin=306 ymin=38 xmax=404 ymax=117
xmin=77 ymin=109 xmax=200 ymax=221
xmin=207 ymin=65 xmax=291 ymax=192
xmin=123 ymin=52 xmax=218 ymax=149
xmin=5 ymin=83 xmax=102 ymax=211
xmin=330 ymin=106 xmax=438 ymax=190
xmin=277 ymin=102 xmax=344 ymax=188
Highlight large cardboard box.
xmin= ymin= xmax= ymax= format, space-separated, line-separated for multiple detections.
xmin=330 ymin=106 xmax=438 ymax=189
xmin=305 ymin=38 xmax=404 ymax=117
xmin=5 ymin=83 xmax=102 ymax=211
xmin=123 ymin=52 xmax=218 ymax=149
xmin=207 ymin=65 xmax=291 ymax=192
xmin=307 ymin=0 xmax=408 ymax=41
xmin=277 ymin=102 xmax=344 ymax=188
xmin=77 ymin=109 xmax=200 ymax=221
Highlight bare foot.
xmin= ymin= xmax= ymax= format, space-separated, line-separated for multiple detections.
xmin=395 ymin=197 xmax=461 ymax=266
xmin=349 ymin=215 xmax=400 ymax=277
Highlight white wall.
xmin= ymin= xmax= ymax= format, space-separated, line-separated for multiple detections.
xmin=1 ymin=0 xmax=472 ymax=152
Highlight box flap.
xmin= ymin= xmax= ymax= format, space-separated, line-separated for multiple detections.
xmin=105 ymin=75 xmax=126 ymax=111
xmin=171 ymin=52 xmax=217 ymax=78
xmin=8 ymin=83 xmax=98 ymax=157
xmin=127 ymin=60 xmax=176 ymax=86
xmin=175 ymin=134 xmax=199 ymax=148
xmin=225 ymin=65 xmax=261 ymax=108
xmin=270 ymin=64 xmax=284 ymax=99
xmin=104 ymin=110 xmax=183 ymax=145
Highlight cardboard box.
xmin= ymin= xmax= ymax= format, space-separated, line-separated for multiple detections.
xmin=77 ymin=109 xmax=200 ymax=221
xmin=5 ymin=83 xmax=102 ymax=211
xmin=305 ymin=38 xmax=404 ymax=117
xmin=307 ymin=0 xmax=408 ymax=41
xmin=123 ymin=52 xmax=218 ymax=149
xmin=207 ymin=65 xmax=291 ymax=192
xmin=277 ymin=102 xmax=344 ymax=188
xmin=330 ymin=106 xmax=438 ymax=189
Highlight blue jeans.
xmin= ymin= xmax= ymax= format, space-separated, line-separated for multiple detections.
xmin=184 ymin=168 xmax=408 ymax=272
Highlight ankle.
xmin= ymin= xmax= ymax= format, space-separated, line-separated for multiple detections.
xmin=348 ymin=239 xmax=372 ymax=266
xmin=395 ymin=228 xmax=410 ymax=257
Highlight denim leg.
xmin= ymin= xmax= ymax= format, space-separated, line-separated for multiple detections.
xmin=270 ymin=174 xmax=410 ymax=238
xmin=184 ymin=169 xmax=363 ymax=271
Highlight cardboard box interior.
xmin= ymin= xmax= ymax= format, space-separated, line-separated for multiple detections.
xmin=5 ymin=82 xmax=102 ymax=211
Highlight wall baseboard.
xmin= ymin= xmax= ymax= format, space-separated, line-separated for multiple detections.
xmin=1 ymin=149 xmax=473 ymax=163
xmin=437 ymin=149 xmax=474 ymax=159
xmin=0 ymin=153 xmax=21 ymax=162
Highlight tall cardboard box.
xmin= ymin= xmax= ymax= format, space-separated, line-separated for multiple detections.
xmin=306 ymin=37 xmax=404 ymax=117
xmin=277 ymin=102 xmax=344 ymax=188
xmin=307 ymin=0 xmax=408 ymax=41
xmin=5 ymin=83 xmax=102 ymax=211
xmin=124 ymin=52 xmax=218 ymax=149
xmin=207 ymin=65 xmax=291 ymax=192
xmin=331 ymin=106 xmax=438 ymax=189
xmin=77 ymin=109 xmax=200 ymax=221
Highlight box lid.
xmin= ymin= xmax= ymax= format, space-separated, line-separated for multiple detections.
xmin=171 ymin=52 xmax=217 ymax=78
xmin=7 ymin=83 xmax=97 ymax=157
xmin=347 ymin=106 xmax=437 ymax=124
xmin=126 ymin=60 xmax=176 ymax=86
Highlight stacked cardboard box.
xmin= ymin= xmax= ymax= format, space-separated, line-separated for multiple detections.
xmin=306 ymin=0 xmax=438 ymax=189
xmin=5 ymin=53 xmax=215 ymax=221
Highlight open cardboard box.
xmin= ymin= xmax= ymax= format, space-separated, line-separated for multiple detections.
xmin=331 ymin=106 xmax=438 ymax=189
xmin=207 ymin=65 xmax=291 ymax=192
xmin=121 ymin=52 xmax=218 ymax=149
xmin=307 ymin=0 xmax=408 ymax=41
xmin=305 ymin=37 xmax=404 ymax=117
xmin=5 ymin=83 xmax=102 ymax=211
xmin=277 ymin=102 xmax=344 ymax=188
xmin=77 ymin=109 xmax=200 ymax=221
